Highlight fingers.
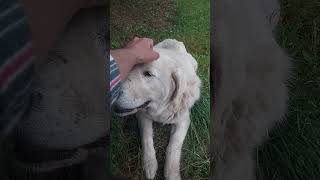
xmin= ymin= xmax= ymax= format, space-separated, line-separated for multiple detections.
xmin=143 ymin=51 xmax=160 ymax=63
xmin=125 ymin=36 xmax=159 ymax=64
xmin=139 ymin=38 xmax=158 ymax=62
xmin=126 ymin=36 xmax=140 ymax=47
xmin=143 ymin=38 xmax=154 ymax=48
xmin=151 ymin=51 xmax=160 ymax=61
xmin=129 ymin=37 xmax=154 ymax=48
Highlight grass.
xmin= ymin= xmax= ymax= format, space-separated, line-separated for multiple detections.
xmin=110 ymin=0 xmax=210 ymax=179
xmin=257 ymin=0 xmax=320 ymax=180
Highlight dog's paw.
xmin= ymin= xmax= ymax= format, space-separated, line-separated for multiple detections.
xmin=164 ymin=170 xmax=181 ymax=180
xmin=143 ymin=155 xmax=158 ymax=179
xmin=164 ymin=166 xmax=181 ymax=180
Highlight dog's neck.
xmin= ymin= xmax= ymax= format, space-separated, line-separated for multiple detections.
xmin=140 ymin=101 xmax=188 ymax=124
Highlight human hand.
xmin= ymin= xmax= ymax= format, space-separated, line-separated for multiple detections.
xmin=22 ymin=0 xmax=104 ymax=58
xmin=125 ymin=37 xmax=160 ymax=64
xmin=110 ymin=37 xmax=159 ymax=79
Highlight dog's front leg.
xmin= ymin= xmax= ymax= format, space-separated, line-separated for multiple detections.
xmin=164 ymin=115 xmax=190 ymax=180
xmin=138 ymin=117 xmax=158 ymax=179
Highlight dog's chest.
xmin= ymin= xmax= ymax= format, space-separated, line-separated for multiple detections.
xmin=153 ymin=116 xmax=172 ymax=124
xmin=138 ymin=112 xmax=179 ymax=125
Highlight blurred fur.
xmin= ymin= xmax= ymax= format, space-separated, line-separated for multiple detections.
xmin=211 ymin=0 xmax=290 ymax=179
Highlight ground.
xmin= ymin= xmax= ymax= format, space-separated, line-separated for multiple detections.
xmin=256 ymin=0 xmax=320 ymax=180
xmin=110 ymin=0 xmax=210 ymax=179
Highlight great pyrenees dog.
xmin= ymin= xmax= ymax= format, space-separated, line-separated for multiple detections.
xmin=211 ymin=0 xmax=290 ymax=180
xmin=114 ymin=39 xmax=201 ymax=180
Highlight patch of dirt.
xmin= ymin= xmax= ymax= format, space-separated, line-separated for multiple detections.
xmin=111 ymin=0 xmax=176 ymax=43
xmin=111 ymin=0 xmax=175 ymax=28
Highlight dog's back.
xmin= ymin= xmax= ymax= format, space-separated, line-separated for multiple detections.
xmin=211 ymin=0 xmax=290 ymax=179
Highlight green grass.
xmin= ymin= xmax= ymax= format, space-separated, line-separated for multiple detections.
xmin=257 ymin=0 xmax=320 ymax=180
xmin=110 ymin=0 xmax=210 ymax=179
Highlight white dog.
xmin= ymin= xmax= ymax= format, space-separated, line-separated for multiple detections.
xmin=211 ymin=0 xmax=289 ymax=180
xmin=114 ymin=39 xmax=201 ymax=180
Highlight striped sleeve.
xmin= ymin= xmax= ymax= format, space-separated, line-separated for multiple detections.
xmin=0 ymin=0 xmax=34 ymax=136
xmin=110 ymin=55 xmax=121 ymax=106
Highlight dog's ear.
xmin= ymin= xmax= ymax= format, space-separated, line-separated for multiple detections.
xmin=171 ymin=69 xmax=187 ymax=112
xmin=156 ymin=39 xmax=198 ymax=71
xmin=186 ymin=53 xmax=198 ymax=71
xmin=170 ymin=68 xmax=201 ymax=114
xmin=155 ymin=39 xmax=187 ymax=53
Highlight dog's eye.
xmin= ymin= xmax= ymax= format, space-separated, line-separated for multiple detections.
xmin=143 ymin=71 xmax=153 ymax=77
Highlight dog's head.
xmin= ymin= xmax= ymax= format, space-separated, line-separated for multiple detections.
xmin=114 ymin=39 xmax=201 ymax=118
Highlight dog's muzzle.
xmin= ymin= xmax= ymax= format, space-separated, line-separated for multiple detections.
xmin=113 ymin=101 xmax=151 ymax=117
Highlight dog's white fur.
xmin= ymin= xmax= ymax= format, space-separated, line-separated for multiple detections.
xmin=211 ymin=0 xmax=290 ymax=180
xmin=115 ymin=39 xmax=201 ymax=180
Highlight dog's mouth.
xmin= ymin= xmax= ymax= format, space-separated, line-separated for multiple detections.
xmin=113 ymin=101 xmax=151 ymax=117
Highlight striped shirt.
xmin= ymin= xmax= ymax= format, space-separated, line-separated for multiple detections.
xmin=110 ymin=55 xmax=121 ymax=105
xmin=0 ymin=0 xmax=34 ymax=137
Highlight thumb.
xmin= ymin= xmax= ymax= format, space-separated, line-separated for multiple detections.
xmin=144 ymin=51 xmax=160 ymax=62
